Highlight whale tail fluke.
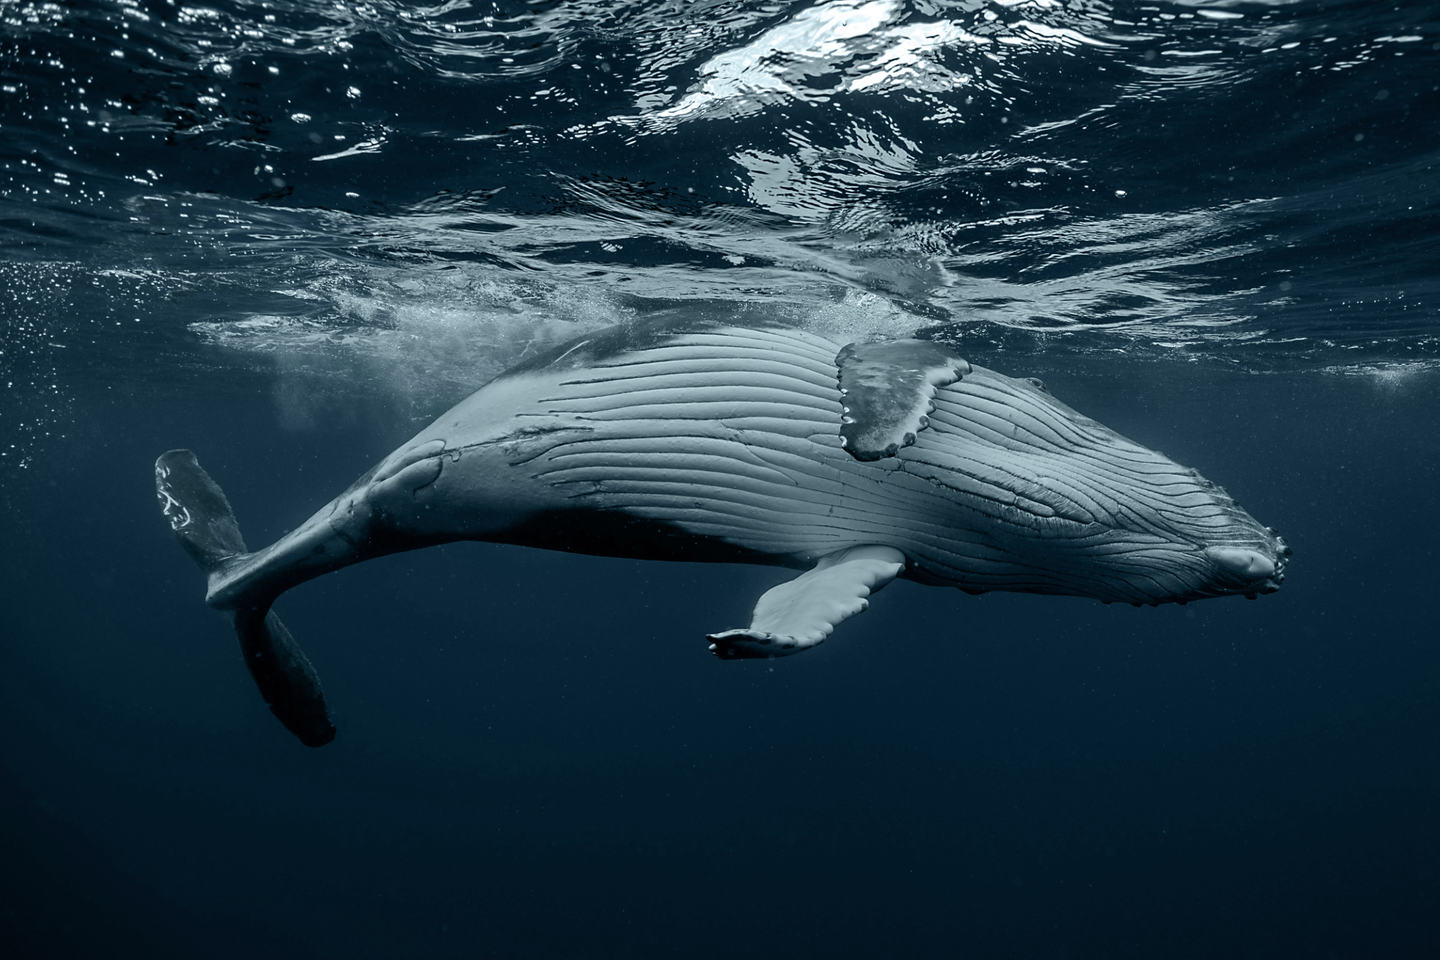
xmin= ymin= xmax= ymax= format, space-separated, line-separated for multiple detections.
xmin=155 ymin=450 xmax=337 ymax=748
xmin=231 ymin=606 xmax=336 ymax=748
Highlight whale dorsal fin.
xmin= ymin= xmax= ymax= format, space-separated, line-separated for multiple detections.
xmin=707 ymin=545 xmax=905 ymax=659
xmin=835 ymin=340 xmax=971 ymax=461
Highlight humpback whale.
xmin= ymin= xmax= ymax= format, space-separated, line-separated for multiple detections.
xmin=156 ymin=321 xmax=1290 ymax=746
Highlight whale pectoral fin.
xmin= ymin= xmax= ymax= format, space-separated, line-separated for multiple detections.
xmin=835 ymin=340 xmax=971 ymax=462
xmin=707 ymin=546 xmax=905 ymax=659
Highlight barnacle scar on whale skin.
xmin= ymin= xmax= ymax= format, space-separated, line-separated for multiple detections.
xmin=155 ymin=320 xmax=1291 ymax=747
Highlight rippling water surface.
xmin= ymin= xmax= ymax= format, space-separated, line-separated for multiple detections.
xmin=3 ymin=0 xmax=1438 ymax=463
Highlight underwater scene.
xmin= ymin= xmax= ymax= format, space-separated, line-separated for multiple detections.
xmin=2 ymin=0 xmax=1439 ymax=956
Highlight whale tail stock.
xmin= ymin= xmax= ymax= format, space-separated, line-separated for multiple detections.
xmin=155 ymin=450 xmax=337 ymax=748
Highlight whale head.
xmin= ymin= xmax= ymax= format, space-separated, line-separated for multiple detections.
xmin=911 ymin=367 xmax=1291 ymax=606
xmin=1052 ymin=462 xmax=1292 ymax=606
xmin=1200 ymin=542 xmax=1290 ymax=598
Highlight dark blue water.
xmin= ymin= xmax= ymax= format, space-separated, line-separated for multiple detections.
xmin=4 ymin=1 xmax=1440 ymax=956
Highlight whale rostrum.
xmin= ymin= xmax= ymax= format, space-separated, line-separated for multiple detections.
xmin=156 ymin=321 xmax=1290 ymax=746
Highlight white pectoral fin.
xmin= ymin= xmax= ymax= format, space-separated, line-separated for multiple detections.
xmin=708 ymin=546 xmax=906 ymax=659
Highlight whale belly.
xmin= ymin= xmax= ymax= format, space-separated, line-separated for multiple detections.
xmin=430 ymin=326 xmax=1090 ymax=581
xmin=395 ymin=322 xmax=1278 ymax=603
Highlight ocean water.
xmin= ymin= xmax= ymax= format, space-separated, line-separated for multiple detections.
xmin=2 ymin=0 xmax=1439 ymax=956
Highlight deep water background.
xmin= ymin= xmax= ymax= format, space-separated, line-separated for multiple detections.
xmin=5 ymin=364 xmax=1439 ymax=958
xmin=4 ymin=0 xmax=1440 ymax=957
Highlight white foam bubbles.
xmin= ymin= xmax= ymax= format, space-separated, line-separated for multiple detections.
xmin=189 ymin=263 xmax=635 ymax=425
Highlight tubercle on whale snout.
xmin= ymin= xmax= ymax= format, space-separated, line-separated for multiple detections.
xmin=1207 ymin=546 xmax=1279 ymax=581
xmin=1203 ymin=531 xmax=1291 ymax=601
xmin=1252 ymin=533 xmax=1293 ymax=598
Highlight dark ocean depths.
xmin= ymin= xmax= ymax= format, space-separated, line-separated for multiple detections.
xmin=3 ymin=0 xmax=1440 ymax=956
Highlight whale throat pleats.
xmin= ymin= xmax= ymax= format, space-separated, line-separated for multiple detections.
xmin=486 ymin=325 xmax=1262 ymax=602
xmin=493 ymin=328 xmax=1063 ymax=589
